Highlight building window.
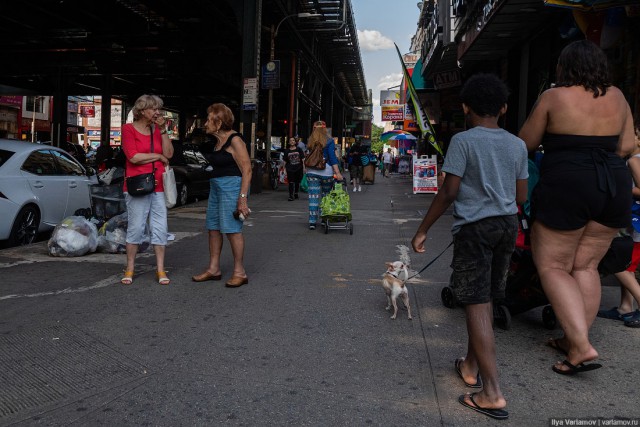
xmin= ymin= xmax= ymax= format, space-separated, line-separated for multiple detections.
xmin=26 ymin=96 xmax=45 ymax=114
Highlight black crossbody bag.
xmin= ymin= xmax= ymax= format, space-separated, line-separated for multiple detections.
xmin=126 ymin=126 xmax=156 ymax=196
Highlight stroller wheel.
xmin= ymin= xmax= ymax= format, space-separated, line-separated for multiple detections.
xmin=494 ymin=304 xmax=512 ymax=331
xmin=441 ymin=286 xmax=456 ymax=308
xmin=542 ymin=305 xmax=557 ymax=329
xmin=349 ymin=223 xmax=353 ymax=235
xmin=324 ymin=220 xmax=329 ymax=234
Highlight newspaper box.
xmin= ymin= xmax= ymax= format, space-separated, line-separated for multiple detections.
xmin=413 ymin=155 xmax=438 ymax=194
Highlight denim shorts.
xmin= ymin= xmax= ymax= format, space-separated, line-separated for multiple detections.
xmin=449 ymin=215 xmax=518 ymax=305
xmin=125 ymin=191 xmax=168 ymax=245
xmin=206 ymin=176 xmax=243 ymax=233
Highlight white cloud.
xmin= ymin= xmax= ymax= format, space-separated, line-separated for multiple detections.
xmin=358 ymin=29 xmax=394 ymax=51
xmin=377 ymin=73 xmax=402 ymax=91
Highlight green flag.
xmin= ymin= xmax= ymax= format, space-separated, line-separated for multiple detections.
xmin=394 ymin=43 xmax=442 ymax=155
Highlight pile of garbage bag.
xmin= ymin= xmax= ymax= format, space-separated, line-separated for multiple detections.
xmin=96 ymin=212 xmax=150 ymax=254
xmin=48 ymin=212 xmax=151 ymax=257
xmin=48 ymin=216 xmax=99 ymax=257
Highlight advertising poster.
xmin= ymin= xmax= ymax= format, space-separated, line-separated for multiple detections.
xmin=380 ymin=90 xmax=403 ymax=121
xmin=413 ymin=155 xmax=438 ymax=194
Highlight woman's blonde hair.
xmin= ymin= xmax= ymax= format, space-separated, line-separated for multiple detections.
xmin=307 ymin=121 xmax=328 ymax=150
xmin=131 ymin=94 xmax=163 ymax=120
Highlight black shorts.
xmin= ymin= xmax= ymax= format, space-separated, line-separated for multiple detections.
xmin=450 ymin=215 xmax=518 ymax=305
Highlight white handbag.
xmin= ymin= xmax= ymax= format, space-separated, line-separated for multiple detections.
xmin=163 ymin=165 xmax=177 ymax=208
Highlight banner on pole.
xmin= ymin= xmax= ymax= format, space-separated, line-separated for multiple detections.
xmin=394 ymin=44 xmax=442 ymax=155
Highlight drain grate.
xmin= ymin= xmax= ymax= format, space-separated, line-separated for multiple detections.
xmin=0 ymin=324 xmax=146 ymax=419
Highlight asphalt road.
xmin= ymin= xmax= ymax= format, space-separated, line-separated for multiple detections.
xmin=1 ymin=172 xmax=639 ymax=426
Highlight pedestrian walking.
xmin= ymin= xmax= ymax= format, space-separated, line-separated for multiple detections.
xmin=305 ymin=120 xmax=343 ymax=230
xmin=518 ymin=40 xmax=636 ymax=374
xmin=382 ymin=148 xmax=393 ymax=177
xmin=283 ymin=137 xmax=305 ymax=201
xmin=411 ymin=73 xmax=528 ymax=420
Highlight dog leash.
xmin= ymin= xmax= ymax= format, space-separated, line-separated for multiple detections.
xmin=404 ymin=240 xmax=453 ymax=282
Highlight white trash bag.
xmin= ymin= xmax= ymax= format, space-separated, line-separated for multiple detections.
xmin=96 ymin=212 xmax=151 ymax=254
xmin=48 ymin=216 xmax=99 ymax=257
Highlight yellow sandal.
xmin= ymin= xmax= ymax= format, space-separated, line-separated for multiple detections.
xmin=157 ymin=271 xmax=170 ymax=285
xmin=121 ymin=271 xmax=134 ymax=285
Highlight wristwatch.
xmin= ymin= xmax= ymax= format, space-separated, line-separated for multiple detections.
xmin=239 ymin=193 xmax=247 ymax=198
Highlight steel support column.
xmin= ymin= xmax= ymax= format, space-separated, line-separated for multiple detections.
xmin=239 ymin=0 xmax=262 ymax=159
xmin=100 ymin=74 xmax=112 ymax=149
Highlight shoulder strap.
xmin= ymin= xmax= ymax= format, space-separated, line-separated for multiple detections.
xmin=222 ymin=132 xmax=243 ymax=150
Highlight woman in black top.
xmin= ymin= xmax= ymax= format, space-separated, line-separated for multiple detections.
xmin=283 ymin=137 xmax=305 ymax=201
xmin=192 ymin=103 xmax=252 ymax=288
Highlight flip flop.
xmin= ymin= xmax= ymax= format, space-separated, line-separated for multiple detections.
xmin=552 ymin=359 xmax=602 ymax=376
xmin=624 ymin=310 xmax=640 ymax=328
xmin=546 ymin=338 xmax=568 ymax=356
xmin=454 ymin=358 xmax=483 ymax=388
xmin=597 ymin=307 xmax=636 ymax=322
xmin=458 ymin=393 xmax=508 ymax=420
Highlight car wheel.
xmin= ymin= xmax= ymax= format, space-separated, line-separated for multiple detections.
xmin=9 ymin=205 xmax=40 ymax=246
xmin=178 ymin=182 xmax=189 ymax=206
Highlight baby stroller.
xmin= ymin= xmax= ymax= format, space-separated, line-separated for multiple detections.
xmin=320 ymin=180 xmax=353 ymax=235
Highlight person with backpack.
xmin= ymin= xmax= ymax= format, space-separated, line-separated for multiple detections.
xmin=304 ymin=121 xmax=343 ymax=230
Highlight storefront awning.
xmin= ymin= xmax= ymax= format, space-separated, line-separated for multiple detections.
xmin=411 ymin=59 xmax=428 ymax=90
xmin=544 ymin=0 xmax=640 ymax=11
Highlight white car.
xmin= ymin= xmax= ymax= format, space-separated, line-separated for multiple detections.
xmin=0 ymin=139 xmax=97 ymax=247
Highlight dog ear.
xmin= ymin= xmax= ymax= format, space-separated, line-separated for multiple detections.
xmin=385 ymin=262 xmax=393 ymax=269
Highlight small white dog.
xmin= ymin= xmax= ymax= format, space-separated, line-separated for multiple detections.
xmin=382 ymin=261 xmax=412 ymax=320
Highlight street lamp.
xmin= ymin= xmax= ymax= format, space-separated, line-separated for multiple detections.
xmin=30 ymin=96 xmax=44 ymax=143
xmin=265 ymin=12 xmax=320 ymax=161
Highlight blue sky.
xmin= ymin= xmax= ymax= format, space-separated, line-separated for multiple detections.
xmin=352 ymin=0 xmax=423 ymax=126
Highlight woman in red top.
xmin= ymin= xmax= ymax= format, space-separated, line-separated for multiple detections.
xmin=121 ymin=94 xmax=174 ymax=285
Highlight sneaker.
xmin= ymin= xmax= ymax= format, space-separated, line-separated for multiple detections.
xmin=294 ymin=193 xmax=299 ymax=199
xmin=358 ymin=186 xmax=362 ymax=192
xmin=353 ymin=187 xmax=357 ymax=193
xmin=288 ymin=196 xmax=294 ymax=201
xmin=309 ymin=224 xmax=316 ymax=230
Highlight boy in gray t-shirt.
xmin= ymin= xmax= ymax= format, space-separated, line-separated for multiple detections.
xmin=411 ymin=74 xmax=528 ymax=420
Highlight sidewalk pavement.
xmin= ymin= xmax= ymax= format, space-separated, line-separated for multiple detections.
xmin=0 ymin=171 xmax=638 ymax=426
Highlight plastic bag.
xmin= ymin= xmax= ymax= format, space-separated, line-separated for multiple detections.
xmin=163 ymin=166 xmax=177 ymax=208
xmin=48 ymin=216 xmax=99 ymax=257
xmin=320 ymin=183 xmax=351 ymax=220
xmin=300 ymin=174 xmax=308 ymax=193
xmin=96 ymin=212 xmax=150 ymax=254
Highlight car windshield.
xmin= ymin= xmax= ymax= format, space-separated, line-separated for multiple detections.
xmin=0 ymin=149 xmax=15 ymax=168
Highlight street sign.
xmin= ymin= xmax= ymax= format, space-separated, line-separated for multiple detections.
xmin=243 ymin=78 xmax=258 ymax=110
xmin=261 ymin=60 xmax=280 ymax=90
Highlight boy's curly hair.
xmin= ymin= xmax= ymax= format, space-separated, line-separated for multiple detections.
xmin=459 ymin=73 xmax=509 ymax=117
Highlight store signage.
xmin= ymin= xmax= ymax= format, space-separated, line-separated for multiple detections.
xmin=242 ymin=78 xmax=258 ymax=111
xmin=81 ymin=105 xmax=95 ymax=117
xmin=261 ymin=60 xmax=280 ymax=90
xmin=0 ymin=96 xmax=22 ymax=107
xmin=380 ymin=90 xmax=404 ymax=121
xmin=434 ymin=69 xmax=462 ymax=89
